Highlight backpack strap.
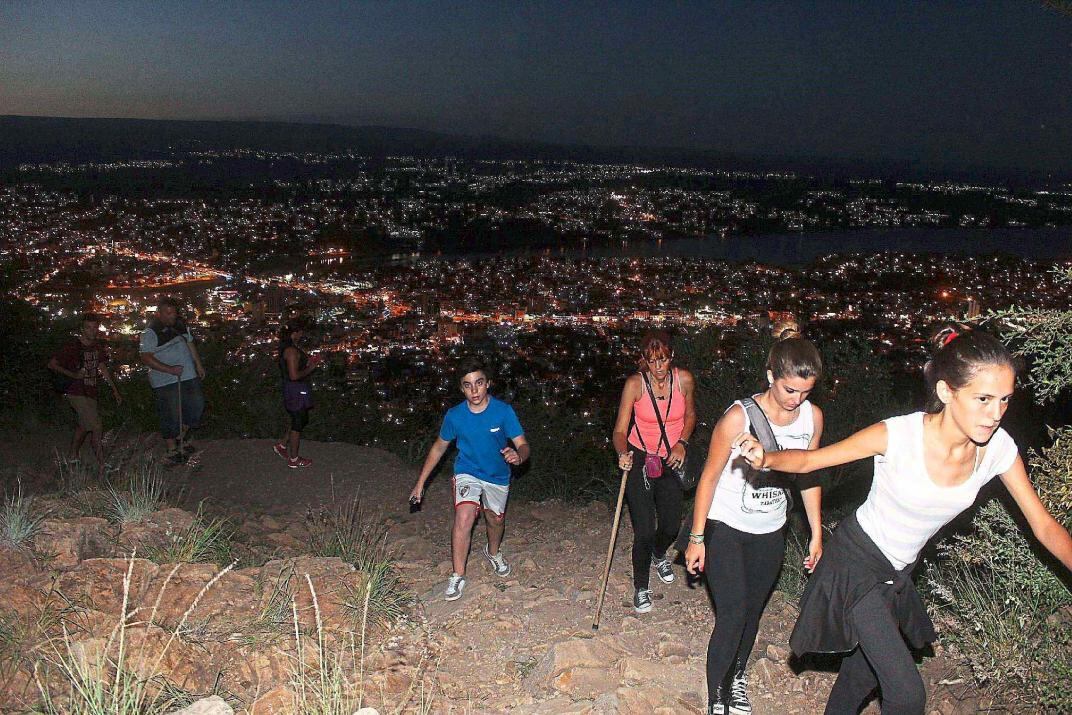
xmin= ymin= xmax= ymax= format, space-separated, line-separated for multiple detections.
xmin=740 ymin=397 xmax=780 ymax=454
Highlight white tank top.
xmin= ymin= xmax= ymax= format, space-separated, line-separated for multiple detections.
xmin=708 ymin=399 xmax=816 ymax=534
xmin=856 ymin=412 xmax=1019 ymax=570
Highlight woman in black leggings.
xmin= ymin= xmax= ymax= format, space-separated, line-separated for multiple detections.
xmin=735 ymin=325 xmax=1072 ymax=714
xmin=685 ymin=321 xmax=825 ymax=715
xmin=611 ymin=331 xmax=696 ymax=614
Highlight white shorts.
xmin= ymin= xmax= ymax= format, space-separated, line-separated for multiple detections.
xmin=452 ymin=473 xmax=509 ymax=516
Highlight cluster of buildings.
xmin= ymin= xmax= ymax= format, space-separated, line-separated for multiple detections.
xmin=2 ymin=154 xmax=1070 ymax=416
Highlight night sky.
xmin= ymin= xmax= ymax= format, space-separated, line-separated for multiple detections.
xmin=2 ymin=1 xmax=1070 ymax=171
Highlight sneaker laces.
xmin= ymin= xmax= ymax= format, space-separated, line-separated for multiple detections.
xmin=731 ymin=673 xmax=749 ymax=703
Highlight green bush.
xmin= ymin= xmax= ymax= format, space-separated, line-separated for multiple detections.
xmin=925 ymin=287 xmax=1072 ymax=712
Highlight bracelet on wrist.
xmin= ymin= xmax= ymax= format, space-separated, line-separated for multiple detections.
xmin=688 ymin=535 xmax=705 ymax=544
xmin=677 ymin=439 xmax=689 ymax=447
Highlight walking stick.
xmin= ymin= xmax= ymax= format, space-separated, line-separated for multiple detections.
xmin=176 ymin=375 xmax=185 ymax=458
xmin=592 ymin=468 xmax=630 ymax=631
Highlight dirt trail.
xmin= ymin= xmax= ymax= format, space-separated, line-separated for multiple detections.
xmin=179 ymin=439 xmax=987 ymax=714
xmin=5 ymin=435 xmax=984 ymax=713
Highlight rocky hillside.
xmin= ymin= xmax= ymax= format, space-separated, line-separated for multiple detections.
xmin=0 ymin=437 xmax=992 ymax=713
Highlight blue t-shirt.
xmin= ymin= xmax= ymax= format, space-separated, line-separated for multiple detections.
xmin=439 ymin=396 xmax=525 ymax=486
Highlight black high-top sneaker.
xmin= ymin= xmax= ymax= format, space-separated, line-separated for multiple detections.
xmin=729 ymin=666 xmax=752 ymax=715
xmin=708 ymin=684 xmax=727 ymax=715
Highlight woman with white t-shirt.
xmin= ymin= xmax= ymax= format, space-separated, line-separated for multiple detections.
xmin=735 ymin=325 xmax=1072 ymax=714
xmin=684 ymin=321 xmax=825 ymax=715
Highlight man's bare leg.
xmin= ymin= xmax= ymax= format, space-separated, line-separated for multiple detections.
xmin=451 ymin=503 xmax=481 ymax=576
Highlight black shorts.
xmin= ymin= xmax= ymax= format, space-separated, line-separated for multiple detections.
xmin=287 ymin=408 xmax=310 ymax=433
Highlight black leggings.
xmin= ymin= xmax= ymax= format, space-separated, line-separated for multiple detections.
xmin=624 ymin=449 xmax=683 ymax=590
xmin=824 ymin=588 xmax=926 ymax=715
xmin=703 ymin=520 xmax=785 ymax=703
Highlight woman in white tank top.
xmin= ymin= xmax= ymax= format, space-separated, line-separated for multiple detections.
xmin=735 ymin=325 xmax=1072 ymax=715
xmin=684 ymin=320 xmax=825 ymax=715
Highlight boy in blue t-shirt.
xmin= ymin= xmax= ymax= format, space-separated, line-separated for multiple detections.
xmin=410 ymin=358 xmax=529 ymax=601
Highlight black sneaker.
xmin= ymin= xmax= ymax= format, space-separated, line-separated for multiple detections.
xmin=180 ymin=442 xmax=198 ymax=456
xmin=633 ymin=587 xmax=653 ymax=614
xmin=708 ymin=685 xmax=727 ymax=715
xmin=729 ymin=670 xmax=752 ymax=715
xmin=652 ymin=554 xmax=675 ymax=583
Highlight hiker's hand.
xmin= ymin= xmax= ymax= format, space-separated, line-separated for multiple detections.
xmin=685 ymin=542 xmax=705 ymax=574
xmin=668 ymin=442 xmax=686 ymax=469
xmin=409 ymin=485 xmax=423 ymax=504
xmin=195 ymin=364 xmax=206 ymax=379
xmin=617 ymin=451 xmax=633 ymax=471
xmin=805 ymin=535 xmax=823 ymax=573
xmin=501 ymin=447 xmax=521 ymax=465
xmin=165 ymin=364 xmax=184 ymax=376
xmin=733 ymin=433 xmax=766 ymax=469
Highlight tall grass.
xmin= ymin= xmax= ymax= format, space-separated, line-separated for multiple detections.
xmin=306 ymin=495 xmax=413 ymax=631
xmin=34 ymin=556 xmax=234 ymax=715
xmin=1 ymin=480 xmax=48 ymax=546
xmin=141 ymin=504 xmax=233 ymax=565
xmin=105 ymin=459 xmax=167 ymax=524
xmin=288 ymin=576 xmax=432 ymax=715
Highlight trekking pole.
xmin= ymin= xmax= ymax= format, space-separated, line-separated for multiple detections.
xmin=592 ymin=467 xmax=630 ymax=631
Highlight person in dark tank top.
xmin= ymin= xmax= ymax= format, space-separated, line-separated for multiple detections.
xmin=272 ymin=319 xmax=320 ymax=469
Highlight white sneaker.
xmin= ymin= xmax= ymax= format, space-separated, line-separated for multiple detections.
xmin=444 ymin=573 xmax=466 ymax=601
xmin=483 ymin=545 xmax=512 ymax=577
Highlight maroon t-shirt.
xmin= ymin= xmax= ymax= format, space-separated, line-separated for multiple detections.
xmin=53 ymin=339 xmax=109 ymax=398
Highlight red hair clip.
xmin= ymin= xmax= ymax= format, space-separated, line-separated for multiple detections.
xmin=942 ymin=330 xmax=959 ymax=346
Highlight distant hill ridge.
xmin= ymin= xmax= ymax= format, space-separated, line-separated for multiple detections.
xmin=13 ymin=113 xmax=1048 ymax=183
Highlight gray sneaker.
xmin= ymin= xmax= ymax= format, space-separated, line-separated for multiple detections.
xmin=633 ymin=587 xmax=653 ymax=614
xmin=444 ymin=573 xmax=466 ymax=601
xmin=652 ymin=554 xmax=675 ymax=583
xmin=483 ymin=545 xmax=511 ymax=577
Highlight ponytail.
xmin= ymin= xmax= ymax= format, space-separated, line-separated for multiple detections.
xmin=922 ymin=323 xmax=1019 ymax=413
xmin=766 ymin=317 xmax=823 ymax=381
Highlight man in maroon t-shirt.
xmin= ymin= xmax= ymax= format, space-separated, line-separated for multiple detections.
xmin=48 ymin=314 xmax=121 ymax=472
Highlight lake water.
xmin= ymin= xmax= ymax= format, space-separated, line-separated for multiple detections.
xmin=376 ymin=226 xmax=1072 ymax=268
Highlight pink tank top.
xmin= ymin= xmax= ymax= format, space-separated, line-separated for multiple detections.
xmin=628 ymin=368 xmax=686 ymax=457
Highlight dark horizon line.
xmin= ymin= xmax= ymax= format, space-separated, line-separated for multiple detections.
xmin=2 ymin=113 xmax=1068 ymax=186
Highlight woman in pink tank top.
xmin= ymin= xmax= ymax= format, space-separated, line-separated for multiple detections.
xmin=611 ymin=330 xmax=696 ymax=614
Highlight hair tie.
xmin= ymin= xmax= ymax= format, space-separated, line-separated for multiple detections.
xmin=942 ymin=330 xmax=959 ymax=347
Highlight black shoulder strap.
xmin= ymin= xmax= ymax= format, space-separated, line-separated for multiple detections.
xmin=643 ymin=371 xmax=675 ymax=456
xmin=740 ymin=397 xmax=780 ymax=453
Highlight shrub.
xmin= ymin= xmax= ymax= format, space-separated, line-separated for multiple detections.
xmin=923 ymin=286 xmax=1072 ymax=709
xmin=925 ymin=499 xmax=1072 ymax=710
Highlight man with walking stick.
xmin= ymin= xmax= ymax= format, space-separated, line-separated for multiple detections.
xmin=139 ymin=297 xmax=205 ymax=466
